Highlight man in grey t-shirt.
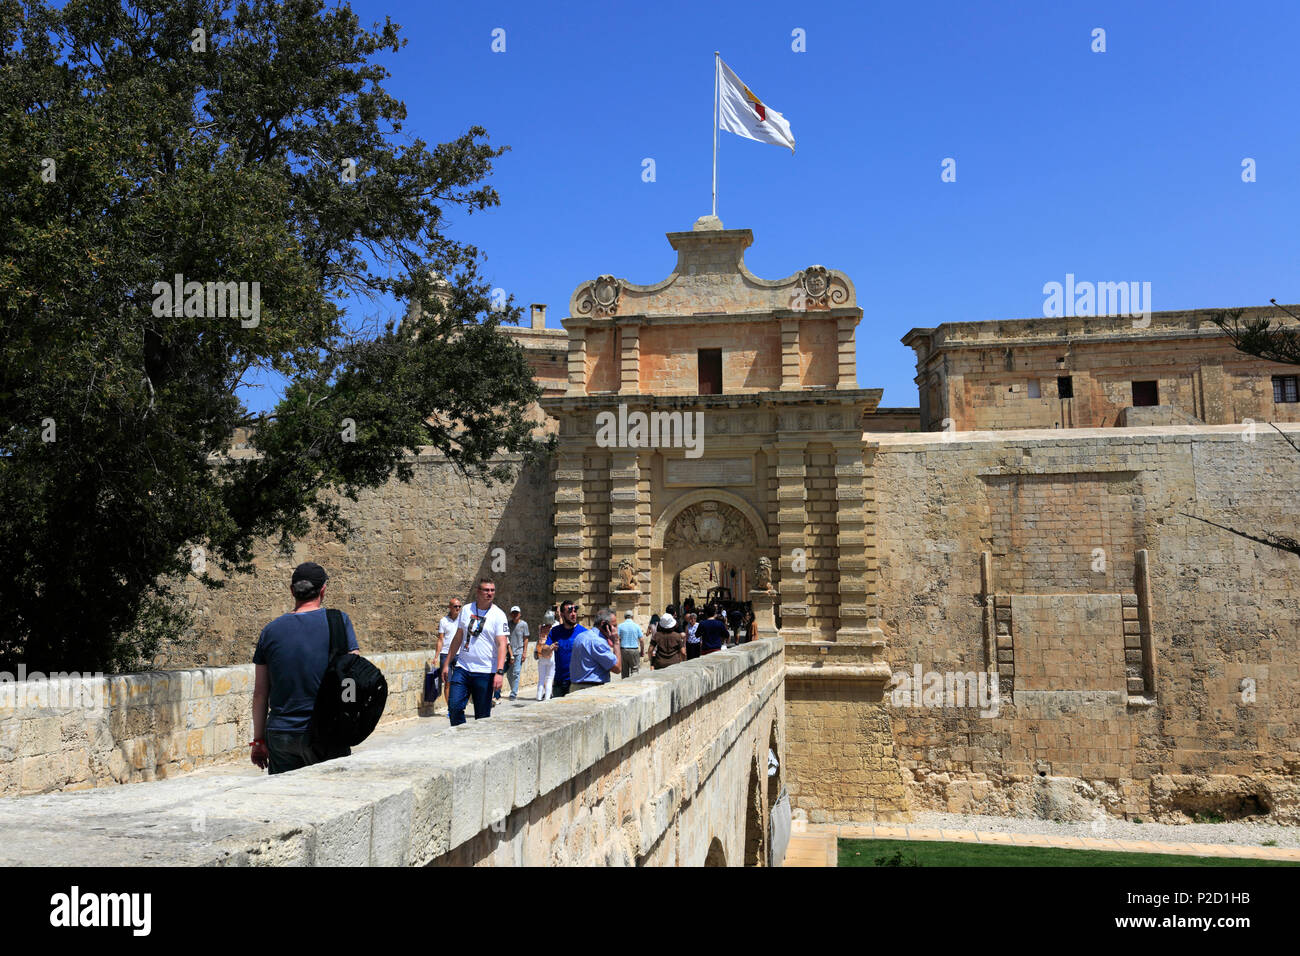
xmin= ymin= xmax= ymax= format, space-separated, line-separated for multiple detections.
xmin=251 ymin=562 xmax=360 ymax=774
xmin=499 ymin=605 xmax=529 ymax=701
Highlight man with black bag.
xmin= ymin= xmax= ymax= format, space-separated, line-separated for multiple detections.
xmin=250 ymin=562 xmax=363 ymax=774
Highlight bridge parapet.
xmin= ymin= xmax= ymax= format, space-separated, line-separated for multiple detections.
xmin=0 ymin=639 xmax=785 ymax=867
xmin=0 ymin=651 xmax=433 ymax=796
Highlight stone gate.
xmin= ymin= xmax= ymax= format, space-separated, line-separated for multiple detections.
xmin=540 ymin=216 xmax=909 ymax=819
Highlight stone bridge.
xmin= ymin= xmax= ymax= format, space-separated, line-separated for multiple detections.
xmin=0 ymin=640 xmax=786 ymax=866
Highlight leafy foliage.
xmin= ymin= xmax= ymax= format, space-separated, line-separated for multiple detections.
xmin=0 ymin=0 xmax=544 ymax=670
xmin=1210 ymin=303 xmax=1300 ymax=367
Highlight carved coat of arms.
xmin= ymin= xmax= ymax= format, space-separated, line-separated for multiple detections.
xmin=695 ymin=509 xmax=723 ymax=544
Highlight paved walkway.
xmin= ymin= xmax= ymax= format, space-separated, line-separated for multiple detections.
xmin=784 ymin=821 xmax=1300 ymax=866
xmin=186 ymin=695 xmax=542 ymax=782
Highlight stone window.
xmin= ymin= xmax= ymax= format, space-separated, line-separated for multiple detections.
xmin=698 ymin=348 xmax=722 ymax=395
xmin=1057 ymin=375 xmax=1074 ymax=399
xmin=1131 ymin=380 xmax=1159 ymax=407
xmin=1273 ymin=374 xmax=1299 ymax=403
xmin=1027 ymin=379 xmax=1041 ymax=398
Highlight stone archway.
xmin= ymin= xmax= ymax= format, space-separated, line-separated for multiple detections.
xmin=650 ymin=492 xmax=768 ymax=616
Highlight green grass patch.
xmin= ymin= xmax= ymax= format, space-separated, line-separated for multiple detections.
xmin=839 ymin=838 xmax=1297 ymax=867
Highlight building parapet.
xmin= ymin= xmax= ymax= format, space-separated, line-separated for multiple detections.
xmin=868 ymin=421 xmax=1300 ymax=452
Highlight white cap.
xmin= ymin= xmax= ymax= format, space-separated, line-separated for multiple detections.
xmin=510 ymin=605 xmax=521 ymax=614
xmin=659 ymin=613 xmax=677 ymax=630
xmin=624 ymin=611 xmax=633 ymax=618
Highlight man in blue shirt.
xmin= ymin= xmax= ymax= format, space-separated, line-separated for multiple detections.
xmin=251 ymin=562 xmax=360 ymax=774
xmin=616 ymin=611 xmax=644 ymax=679
xmin=569 ymin=608 xmax=622 ymax=691
xmin=545 ymin=600 xmax=586 ymax=698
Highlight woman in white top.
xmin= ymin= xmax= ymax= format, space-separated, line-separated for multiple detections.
xmin=684 ymin=612 xmax=701 ymax=660
xmin=535 ymin=609 xmax=558 ymax=700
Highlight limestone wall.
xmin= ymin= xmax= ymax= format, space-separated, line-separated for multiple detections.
xmin=173 ymin=452 xmax=554 ymax=667
xmin=0 ymin=640 xmax=786 ymax=867
xmin=637 ymin=321 xmax=785 ymax=393
xmin=785 ymin=672 xmax=908 ymax=823
xmin=0 ymin=651 xmax=434 ymax=796
xmin=870 ymin=424 xmax=1300 ymax=822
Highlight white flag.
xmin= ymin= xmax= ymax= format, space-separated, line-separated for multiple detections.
xmin=717 ymin=59 xmax=795 ymax=153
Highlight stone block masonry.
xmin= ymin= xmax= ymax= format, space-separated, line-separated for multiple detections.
xmin=175 ymin=451 xmax=555 ymax=667
xmin=0 ymin=651 xmax=437 ymax=796
xmin=0 ymin=640 xmax=785 ymax=867
xmin=870 ymin=423 xmax=1300 ymax=823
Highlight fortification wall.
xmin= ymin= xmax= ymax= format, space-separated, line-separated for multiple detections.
xmin=871 ymin=423 xmax=1300 ymax=823
xmin=173 ymin=452 xmax=555 ymax=667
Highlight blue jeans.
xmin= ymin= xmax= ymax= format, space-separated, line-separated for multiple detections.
xmin=448 ymin=667 xmax=494 ymax=726
xmin=507 ymin=648 xmax=525 ymax=697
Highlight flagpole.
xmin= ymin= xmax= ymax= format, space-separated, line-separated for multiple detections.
xmin=712 ymin=51 xmax=720 ymax=218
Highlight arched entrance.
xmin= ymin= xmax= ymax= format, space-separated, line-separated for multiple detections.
xmin=650 ymin=491 xmax=769 ymax=617
xmin=673 ymin=559 xmax=745 ymax=610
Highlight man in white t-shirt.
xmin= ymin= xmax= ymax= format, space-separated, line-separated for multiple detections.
xmin=435 ymin=597 xmax=462 ymax=703
xmin=440 ymin=578 xmax=510 ymax=726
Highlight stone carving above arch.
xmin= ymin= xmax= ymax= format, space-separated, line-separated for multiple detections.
xmin=664 ymin=501 xmax=753 ymax=552
xmin=651 ymin=489 xmax=770 ymax=551
xmin=574 ymin=274 xmax=623 ymax=317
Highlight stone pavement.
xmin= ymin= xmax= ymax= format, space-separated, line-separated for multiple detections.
xmin=784 ymin=821 xmax=1300 ymax=867
xmin=185 ymin=696 xmax=539 ymax=782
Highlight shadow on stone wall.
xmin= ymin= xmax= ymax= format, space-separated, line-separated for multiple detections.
xmin=166 ymin=453 xmax=555 ymax=668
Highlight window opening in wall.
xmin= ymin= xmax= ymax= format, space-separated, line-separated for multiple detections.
xmin=1057 ymin=375 xmax=1073 ymax=399
xmin=1274 ymin=375 xmax=1299 ymax=403
xmin=1132 ymin=380 xmax=1158 ymax=407
xmin=1027 ymin=380 xmax=1041 ymax=398
xmin=698 ymin=348 xmax=722 ymax=395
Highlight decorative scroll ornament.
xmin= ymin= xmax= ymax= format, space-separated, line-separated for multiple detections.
xmin=797 ymin=265 xmax=849 ymax=308
xmin=576 ymin=274 xmax=623 ymax=317
xmin=664 ymin=501 xmax=754 ymax=551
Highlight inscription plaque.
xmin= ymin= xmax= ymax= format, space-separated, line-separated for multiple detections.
xmin=665 ymin=457 xmax=754 ymax=487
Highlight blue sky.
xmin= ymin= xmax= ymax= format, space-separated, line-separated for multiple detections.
xmin=250 ymin=0 xmax=1300 ymax=411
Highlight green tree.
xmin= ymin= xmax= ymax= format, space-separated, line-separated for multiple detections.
xmin=1186 ymin=303 xmax=1300 ymax=558
xmin=0 ymin=0 xmax=544 ymax=671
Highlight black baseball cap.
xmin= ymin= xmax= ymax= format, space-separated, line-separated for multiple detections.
xmin=291 ymin=562 xmax=329 ymax=589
